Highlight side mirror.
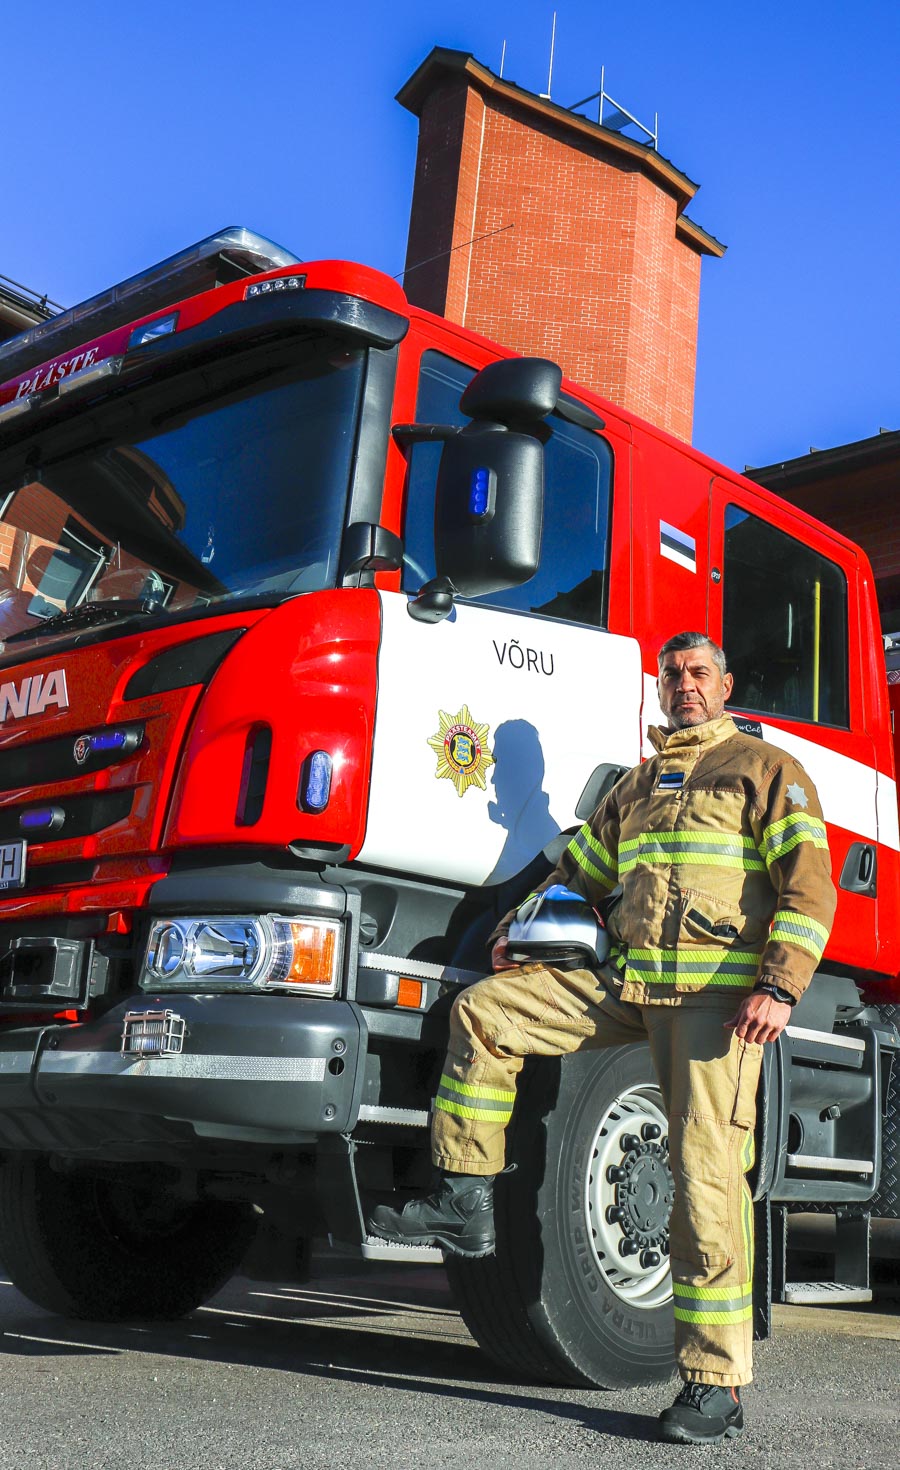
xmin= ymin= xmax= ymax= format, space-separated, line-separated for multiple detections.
xmin=434 ymin=423 xmax=543 ymax=598
xmin=460 ymin=357 xmax=562 ymax=425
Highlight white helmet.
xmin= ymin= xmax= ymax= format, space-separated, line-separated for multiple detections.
xmin=507 ymin=884 xmax=610 ymax=970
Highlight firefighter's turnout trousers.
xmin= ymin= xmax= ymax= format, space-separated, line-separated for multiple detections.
xmin=432 ymin=963 xmax=763 ymax=1387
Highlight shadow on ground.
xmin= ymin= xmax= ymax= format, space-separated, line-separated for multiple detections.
xmin=0 ymin=1254 xmax=659 ymax=1442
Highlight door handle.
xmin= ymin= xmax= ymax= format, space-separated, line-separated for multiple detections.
xmin=839 ymin=842 xmax=877 ymax=897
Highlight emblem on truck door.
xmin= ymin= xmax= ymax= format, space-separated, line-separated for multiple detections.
xmin=427 ymin=705 xmax=494 ymax=798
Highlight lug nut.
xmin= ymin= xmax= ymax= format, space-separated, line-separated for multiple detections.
xmin=606 ymin=1165 xmax=627 ymax=1184
xmin=606 ymin=1205 xmax=627 ymax=1224
xmin=621 ymin=1133 xmax=640 ymax=1152
xmin=619 ymin=1239 xmax=640 ymax=1257
xmin=661 ymin=1240 xmax=670 ymax=1256
xmin=640 ymin=1250 xmax=661 ymax=1268
xmin=641 ymin=1122 xmax=661 ymax=1141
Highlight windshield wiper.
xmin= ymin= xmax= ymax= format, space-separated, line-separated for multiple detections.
xmin=3 ymin=599 xmax=160 ymax=644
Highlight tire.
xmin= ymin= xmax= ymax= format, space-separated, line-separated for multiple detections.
xmin=871 ymin=1003 xmax=900 ymax=1221
xmin=0 ymin=1155 xmax=256 ymax=1321
xmin=446 ymin=1044 xmax=676 ymax=1388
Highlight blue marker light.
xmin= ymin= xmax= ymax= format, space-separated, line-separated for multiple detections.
xmin=469 ymin=467 xmax=493 ymax=519
xmin=91 ymin=731 xmax=128 ymax=752
xmin=299 ymin=751 xmax=333 ymax=814
xmin=19 ymin=806 xmax=65 ymax=832
xmin=73 ymin=727 xmax=143 ymax=766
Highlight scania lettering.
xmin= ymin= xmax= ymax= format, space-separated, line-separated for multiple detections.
xmin=0 ymin=227 xmax=895 ymax=1384
xmin=0 ymin=670 xmax=68 ymax=722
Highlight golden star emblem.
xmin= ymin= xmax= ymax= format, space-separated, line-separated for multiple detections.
xmin=427 ymin=705 xmax=494 ymax=798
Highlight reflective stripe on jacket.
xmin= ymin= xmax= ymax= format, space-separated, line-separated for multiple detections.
xmin=497 ymin=715 xmax=837 ymax=1005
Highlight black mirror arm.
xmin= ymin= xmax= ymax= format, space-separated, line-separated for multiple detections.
xmin=406 ymin=575 xmax=457 ymax=625
xmin=392 ymin=423 xmax=462 ymax=446
xmin=340 ymin=523 xmax=404 ymax=586
xmin=556 ymin=397 xmax=606 ymax=432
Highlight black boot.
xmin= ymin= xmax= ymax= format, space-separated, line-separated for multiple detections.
xmin=658 ymin=1382 xmax=744 ymax=1444
xmin=367 ymin=1171 xmax=496 ymax=1258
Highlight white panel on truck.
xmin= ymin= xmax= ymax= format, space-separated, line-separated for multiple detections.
xmin=357 ymin=593 xmax=643 ymax=887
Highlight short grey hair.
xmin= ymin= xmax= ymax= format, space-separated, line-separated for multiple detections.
xmin=657 ymin=630 xmax=727 ymax=678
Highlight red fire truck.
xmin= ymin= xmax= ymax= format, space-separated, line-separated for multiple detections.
xmin=0 ymin=229 xmax=895 ymax=1388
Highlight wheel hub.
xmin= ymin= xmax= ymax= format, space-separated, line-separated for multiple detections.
xmin=614 ymin=1139 xmax=673 ymax=1247
xmin=585 ymin=1084 xmax=674 ymax=1306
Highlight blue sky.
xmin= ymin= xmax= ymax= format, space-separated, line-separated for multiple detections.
xmin=2 ymin=0 xmax=897 ymax=471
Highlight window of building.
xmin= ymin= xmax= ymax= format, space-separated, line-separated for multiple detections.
xmin=26 ymin=522 xmax=107 ymax=620
xmin=723 ymin=504 xmax=849 ymax=726
xmin=402 ymin=351 xmax=613 ymax=628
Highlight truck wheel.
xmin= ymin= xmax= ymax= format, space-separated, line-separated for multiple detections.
xmin=0 ymin=1155 xmax=256 ymax=1321
xmin=446 ymin=1044 xmax=676 ymax=1388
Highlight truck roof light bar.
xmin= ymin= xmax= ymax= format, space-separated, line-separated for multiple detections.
xmin=56 ymin=355 xmax=123 ymax=397
xmin=0 ymin=227 xmax=301 ymax=388
xmin=0 ymin=394 xmax=38 ymax=425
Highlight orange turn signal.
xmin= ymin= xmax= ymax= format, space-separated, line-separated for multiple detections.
xmin=397 ymin=977 xmax=424 ymax=1009
xmin=280 ymin=920 xmax=340 ymax=990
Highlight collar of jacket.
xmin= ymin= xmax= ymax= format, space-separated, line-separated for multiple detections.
xmin=647 ymin=714 xmax=738 ymax=754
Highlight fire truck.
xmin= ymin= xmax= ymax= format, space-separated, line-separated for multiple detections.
xmin=0 ymin=228 xmax=895 ymax=1388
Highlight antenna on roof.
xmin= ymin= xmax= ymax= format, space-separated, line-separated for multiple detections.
xmin=568 ymin=65 xmax=659 ymax=150
xmin=540 ymin=12 xmax=557 ymax=99
xmin=499 ymin=38 xmax=507 ymax=78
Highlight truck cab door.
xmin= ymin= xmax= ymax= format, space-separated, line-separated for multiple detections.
xmin=708 ymin=476 xmax=882 ymax=971
xmin=356 ymin=347 xmax=643 ymax=891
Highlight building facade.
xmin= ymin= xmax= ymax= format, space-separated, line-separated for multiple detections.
xmin=399 ymin=48 xmax=724 ymax=442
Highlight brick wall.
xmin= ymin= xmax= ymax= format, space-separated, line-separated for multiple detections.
xmin=401 ymin=58 xmax=721 ymax=441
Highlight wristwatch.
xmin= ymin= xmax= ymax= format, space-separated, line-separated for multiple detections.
xmin=753 ymin=980 xmax=796 ymax=1007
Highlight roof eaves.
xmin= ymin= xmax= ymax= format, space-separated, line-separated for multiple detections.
xmin=747 ymin=429 xmax=900 ymax=489
xmin=397 ymin=47 xmax=701 ymax=212
xmin=0 ymin=284 xmax=53 ymax=332
xmin=676 ymin=214 xmax=727 ymax=258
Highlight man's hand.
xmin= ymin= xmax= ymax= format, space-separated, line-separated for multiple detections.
xmin=725 ymin=991 xmax=792 ymax=1045
xmin=491 ymin=936 xmax=520 ymax=973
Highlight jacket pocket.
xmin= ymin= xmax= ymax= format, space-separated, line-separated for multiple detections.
xmin=679 ymin=887 xmax=767 ymax=949
xmin=731 ymin=1038 xmax=763 ymax=1129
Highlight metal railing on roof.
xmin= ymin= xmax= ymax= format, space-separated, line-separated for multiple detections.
xmin=0 ymin=272 xmax=64 ymax=319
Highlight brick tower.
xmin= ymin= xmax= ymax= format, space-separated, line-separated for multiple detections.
xmin=397 ymin=49 xmax=725 ymax=442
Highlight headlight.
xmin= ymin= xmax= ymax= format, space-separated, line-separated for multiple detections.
xmin=143 ymin=915 xmax=342 ymax=995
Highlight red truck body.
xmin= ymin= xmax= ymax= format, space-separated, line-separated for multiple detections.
xmin=0 ymin=230 xmax=894 ymax=1387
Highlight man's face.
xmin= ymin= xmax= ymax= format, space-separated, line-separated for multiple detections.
xmin=657 ymin=645 xmax=733 ymax=729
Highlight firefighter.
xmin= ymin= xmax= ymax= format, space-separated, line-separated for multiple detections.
xmin=368 ymin=630 xmax=836 ymax=1444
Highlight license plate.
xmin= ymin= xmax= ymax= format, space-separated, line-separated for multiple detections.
xmin=0 ymin=840 xmax=26 ymax=892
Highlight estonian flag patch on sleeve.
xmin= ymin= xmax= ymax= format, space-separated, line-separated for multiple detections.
xmin=657 ymin=770 xmax=685 ymax=790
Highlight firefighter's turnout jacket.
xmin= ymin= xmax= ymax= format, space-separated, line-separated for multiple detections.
xmin=497 ymin=714 xmax=837 ymax=1005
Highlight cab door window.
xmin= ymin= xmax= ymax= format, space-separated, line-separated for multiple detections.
xmin=723 ymin=504 xmax=849 ymax=726
xmin=403 ymin=350 xmax=613 ymax=628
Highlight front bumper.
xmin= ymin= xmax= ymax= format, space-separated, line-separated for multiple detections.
xmin=0 ymin=992 xmax=366 ymax=1154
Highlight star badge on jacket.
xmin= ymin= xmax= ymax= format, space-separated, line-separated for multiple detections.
xmin=786 ymin=781 xmax=809 ymax=809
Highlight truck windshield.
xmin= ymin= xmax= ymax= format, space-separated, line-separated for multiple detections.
xmin=0 ymin=335 xmax=365 ymax=646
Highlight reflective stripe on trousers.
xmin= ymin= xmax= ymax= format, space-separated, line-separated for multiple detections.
xmin=431 ymin=964 xmax=763 ymax=1386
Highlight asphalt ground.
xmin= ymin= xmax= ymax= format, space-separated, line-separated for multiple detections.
xmin=0 ymin=1255 xmax=896 ymax=1470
